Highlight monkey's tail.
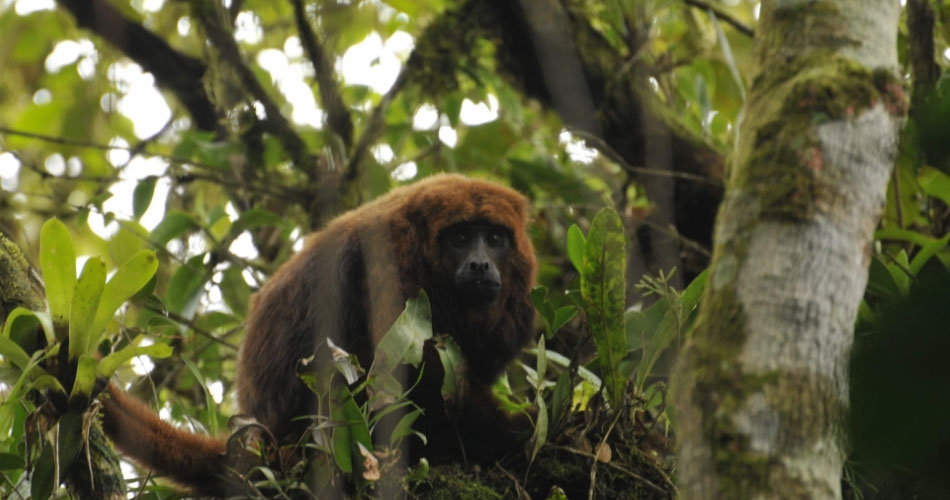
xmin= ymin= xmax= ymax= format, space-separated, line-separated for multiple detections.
xmin=101 ymin=383 xmax=228 ymax=496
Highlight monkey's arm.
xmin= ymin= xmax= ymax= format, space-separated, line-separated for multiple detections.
xmin=101 ymin=383 xmax=228 ymax=495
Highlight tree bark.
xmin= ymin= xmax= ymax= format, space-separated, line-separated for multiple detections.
xmin=674 ymin=1 xmax=904 ymax=498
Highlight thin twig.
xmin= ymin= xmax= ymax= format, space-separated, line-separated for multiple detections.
xmin=588 ymin=409 xmax=624 ymax=500
xmin=343 ymin=71 xmax=409 ymax=185
xmin=494 ymin=463 xmax=530 ymax=500
xmin=569 ymin=128 xmax=724 ymax=187
xmin=551 ymin=444 xmax=670 ymax=495
xmin=0 ymin=126 xmax=304 ymax=200
xmin=682 ymin=0 xmax=754 ymax=38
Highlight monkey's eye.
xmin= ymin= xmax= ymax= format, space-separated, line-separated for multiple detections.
xmin=486 ymin=231 xmax=505 ymax=248
xmin=449 ymin=232 xmax=469 ymax=248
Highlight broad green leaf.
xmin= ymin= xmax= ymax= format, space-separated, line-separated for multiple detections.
xmin=220 ymin=266 xmax=252 ymax=319
xmin=388 ymin=408 xmax=423 ymax=446
xmin=919 ymin=166 xmax=950 ymax=206
xmin=867 ymin=256 xmax=902 ymax=301
xmin=132 ymin=176 xmax=158 ymax=220
xmin=230 ymin=207 xmax=286 ymax=235
xmin=552 ymin=305 xmax=579 ymax=332
xmin=98 ymin=336 xmax=173 ymax=378
xmin=68 ymin=258 xmax=105 ymax=360
xmin=150 ymin=211 xmax=199 ymax=247
xmin=530 ymin=286 xmax=556 ymax=338
xmin=531 ymin=286 xmax=579 ymax=340
xmin=435 ymin=335 xmax=464 ymax=403
xmin=372 ymin=291 xmax=433 ymax=375
xmin=31 ymin=443 xmax=55 ymax=500
xmin=109 ymin=221 xmax=148 ymax=273
xmin=166 ymin=255 xmax=207 ymax=317
xmin=39 ymin=218 xmax=75 ymax=330
xmin=3 ymin=307 xmax=41 ymax=354
xmin=331 ymin=385 xmax=371 ymax=474
xmin=0 ymin=452 xmax=24 ymax=470
xmin=580 ymin=208 xmax=627 ymax=406
xmin=0 ymin=336 xmax=31 ymax=372
xmin=566 ymin=224 xmax=586 ymax=272
xmin=58 ymin=409 xmax=84 ymax=474
xmin=90 ymin=250 xmax=158 ymax=337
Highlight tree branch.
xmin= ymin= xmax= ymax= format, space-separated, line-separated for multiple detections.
xmin=191 ymin=0 xmax=314 ymax=174
xmin=55 ymin=0 xmax=221 ymax=133
xmin=289 ymin=0 xmax=353 ymax=149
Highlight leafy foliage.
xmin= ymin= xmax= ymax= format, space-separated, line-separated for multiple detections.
xmin=0 ymin=219 xmax=168 ymax=499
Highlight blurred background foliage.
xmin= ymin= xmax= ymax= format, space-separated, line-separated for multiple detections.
xmin=3 ymin=0 xmax=950 ymax=498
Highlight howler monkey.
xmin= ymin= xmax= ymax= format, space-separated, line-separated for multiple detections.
xmin=101 ymin=174 xmax=537 ymax=495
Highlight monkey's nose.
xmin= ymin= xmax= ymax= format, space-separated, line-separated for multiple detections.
xmin=467 ymin=260 xmax=490 ymax=272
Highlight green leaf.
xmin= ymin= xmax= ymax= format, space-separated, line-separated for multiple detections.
xmin=435 ymin=335 xmax=465 ymax=403
xmin=0 ymin=452 xmax=24 ymax=470
xmin=388 ymin=408 xmax=423 ymax=446
xmin=220 ymin=266 xmax=252 ymax=319
xmin=528 ymin=394 xmax=548 ymax=464
xmin=1 ymin=307 xmax=42 ymax=369
xmin=182 ymin=357 xmax=218 ymax=435
xmin=98 ymin=336 xmax=173 ymax=378
xmin=39 ymin=218 xmax=76 ymax=331
xmin=888 ymin=250 xmax=912 ymax=296
xmin=552 ymin=305 xmax=578 ymax=332
xmin=132 ymin=176 xmax=158 ymax=220
xmin=58 ymin=409 xmax=84 ymax=474
xmin=150 ymin=211 xmax=199 ymax=247
xmin=90 ymin=250 xmax=159 ymax=337
xmin=68 ymin=355 xmax=98 ymax=404
xmin=31 ymin=443 xmax=55 ymax=500
xmin=566 ymin=224 xmax=586 ymax=272
xmin=910 ymin=233 xmax=950 ymax=275
xmin=580 ymin=208 xmax=627 ymax=406
xmin=531 ymin=286 xmax=556 ymax=338
xmin=68 ymin=258 xmax=105 ymax=360
xmin=550 ymin=370 xmax=572 ymax=433
xmin=372 ymin=291 xmax=433 ymax=375
xmin=4 ymin=306 xmax=42 ymax=354
xmin=635 ymin=269 xmax=707 ymax=391
xmin=535 ymin=335 xmax=547 ymax=382
xmin=230 ymin=207 xmax=286 ymax=235
xmin=166 ymin=255 xmax=207 ymax=317
xmin=919 ymin=166 xmax=950 ymax=206
xmin=867 ymin=256 xmax=902 ymax=301
xmin=531 ymin=286 xmax=579 ymax=340
xmin=875 ymin=227 xmax=939 ymax=247
xmin=0 ymin=336 xmax=31 ymax=372
xmin=331 ymin=385 xmax=371 ymax=474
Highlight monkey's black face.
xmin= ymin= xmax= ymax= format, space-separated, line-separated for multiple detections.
xmin=439 ymin=222 xmax=511 ymax=304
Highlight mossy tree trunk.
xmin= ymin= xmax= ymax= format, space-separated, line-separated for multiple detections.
xmin=674 ymin=1 xmax=904 ymax=498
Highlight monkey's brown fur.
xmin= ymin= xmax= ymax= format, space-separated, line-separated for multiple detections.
xmin=102 ymin=174 xmax=536 ymax=494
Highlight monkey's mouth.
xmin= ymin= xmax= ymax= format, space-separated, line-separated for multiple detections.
xmin=458 ymin=277 xmax=501 ymax=303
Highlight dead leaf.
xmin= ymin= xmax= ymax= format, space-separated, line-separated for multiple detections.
xmin=359 ymin=442 xmax=380 ymax=481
